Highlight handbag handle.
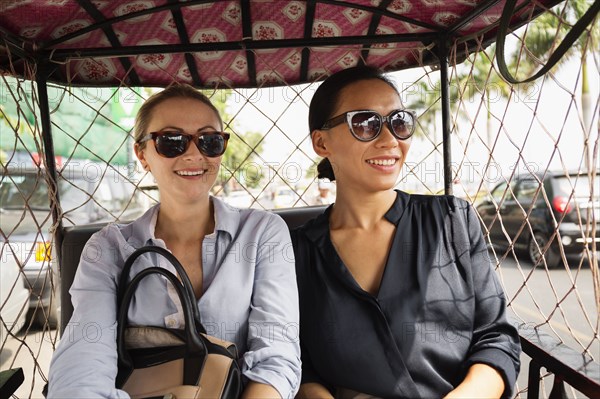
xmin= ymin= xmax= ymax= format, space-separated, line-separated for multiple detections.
xmin=116 ymin=266 xmax=208 ymax=370
xmin=117 ymin=246 xmax=205 ymax=334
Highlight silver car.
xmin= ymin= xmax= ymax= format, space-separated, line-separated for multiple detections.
xmin=0 ymin=162 xmax=145 ymax=327
xmin=0 ymin=256 xmax=28 ymax=339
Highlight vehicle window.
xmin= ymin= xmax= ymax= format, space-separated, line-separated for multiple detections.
xmin=516 ymin=179 xmax=541 ymax=202
xmin=96 ymin=177 xmax=115 ymax=211
xmin=0 ymin=173 xmax=93 ymax=211
xmin=490 ymin=182 xmax=507 ymax=203
xmin=554 ymin=175 xmax=599 ymax=199
xmin=490 ymin=180 xmax=518 ymax=205
xmin=59 ymin=178 xmax=92 ymax=212
xmin=0 ymin=173 xmax=50 ymax=209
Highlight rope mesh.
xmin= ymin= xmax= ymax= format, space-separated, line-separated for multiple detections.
xmin=0 ymin=1 xmax=598 ymax=397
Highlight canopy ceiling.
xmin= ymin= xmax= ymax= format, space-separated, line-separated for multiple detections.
xmin=0 ymin=0 xmax=563 ymax=88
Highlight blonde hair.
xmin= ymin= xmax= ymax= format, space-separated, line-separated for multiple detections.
xmin=133 ymin=84 xmax=222 ymax=148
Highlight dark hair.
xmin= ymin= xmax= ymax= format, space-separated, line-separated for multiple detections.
xmin=134 ymin=84 xmax=222 ymax=148
xmin=309 ymin=66 xmax=399 ymax=181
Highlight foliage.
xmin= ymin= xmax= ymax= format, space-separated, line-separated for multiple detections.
xmin=514 ymin=0 xmax=599 ymax=76
xmin=0 ymin=81 xmax=266 ymax=175
xmin=219 ymin=129 xmax=264 ymax=189
xmin=406 ymin=75 xmax=466 ymax=143
xmin=0 ymin=81 xmax=134 ymax=165
xmin=201 ymin=89 xmax=265 ymax=189
xmin=511 ymin=0 xmax=598 ymax=171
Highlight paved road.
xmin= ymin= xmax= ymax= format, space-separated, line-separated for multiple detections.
xmin=492 ymin=251 xmax=599 ymax=397
xmin=1 ymin=322 xmax=56 ymax=399
xmin=496 ymin=251 xmax=598 ymax=351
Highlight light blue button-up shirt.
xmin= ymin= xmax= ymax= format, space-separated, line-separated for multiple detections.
xmin=48 ymin=197 xmax=301 ymax=398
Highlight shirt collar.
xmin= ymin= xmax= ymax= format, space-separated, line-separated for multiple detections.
xmin=129 ymin=203 xmax=159 ymax=242
xmin=384 ymin=190 xmax=410 ymax=225
xmin=129 ymin=196 xmax=240 ymax=243
xmin=209 ymin=195 xmax=240 ymax=239
xmin=301 ymin=190 xmax=410 ymax=243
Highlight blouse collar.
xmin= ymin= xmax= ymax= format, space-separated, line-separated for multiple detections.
xmin=131 ymin=195 xmax=241 ymax=244
xmin=301 ymin=190 xmax=410 ymax=243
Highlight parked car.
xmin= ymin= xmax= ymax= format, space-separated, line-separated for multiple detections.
xmin=222 ymin=190 xmax=254 ymax=208
xmin=273 ymin=187 xmax=300 ymax=209
xmin=0 ymin=259 xmax=29 ymax=339
xmin=0 ymin=163 xmax=146 ymax=327
xmin=477 ymin=171 xmax=599 ymax=268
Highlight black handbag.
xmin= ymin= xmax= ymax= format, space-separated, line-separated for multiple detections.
xmin=115 ymin=246 xmax=242 ymax=399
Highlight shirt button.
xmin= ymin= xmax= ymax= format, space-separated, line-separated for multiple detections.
xmin=166 ymin=319 xmax=176 ymax=328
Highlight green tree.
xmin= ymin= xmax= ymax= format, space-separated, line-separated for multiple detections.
xmin=202 ymin=89 xmax=265 ymax=190
xmin=0 ymin=81 xmax=135 ymax=165
xmin=219 ymin=130 xmax=264 ymax=189
xmin=511 ymin=0 xmax=598 ymax=172
xmin=1 ymin=82 xmax=266 ymax=178
xmin=0 ymin=80 xmax=34 ymax=147
xmin=406 ymin=78 xmax=467 ymax=155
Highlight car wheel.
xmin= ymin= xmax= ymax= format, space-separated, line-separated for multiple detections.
xmin=34 ymin=301 xmax=58 ymax=329
xmin=528 ymin=231 xmax=560 ymax=269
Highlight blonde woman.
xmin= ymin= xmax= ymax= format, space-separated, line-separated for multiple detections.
xmin=48 ymin=85 xmax=301 ymax=398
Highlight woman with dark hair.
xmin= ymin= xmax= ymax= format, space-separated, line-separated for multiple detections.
xmin=48 ymin=85 xmax=301 ymax=398
xmin=293 ymin=66 xmax=521 ymax=398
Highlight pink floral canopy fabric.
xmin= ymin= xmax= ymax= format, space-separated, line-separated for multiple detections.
xmin=0 ymin=0 xmax=562 ymax=88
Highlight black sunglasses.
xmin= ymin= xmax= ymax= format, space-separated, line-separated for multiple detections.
xmin=138 ymin=131 xmax=230 ymax=158
xmin=321 ymin=109 xmax=416 ymax=141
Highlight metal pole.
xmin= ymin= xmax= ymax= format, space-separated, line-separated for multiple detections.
xmin=438 ymin=39 xmax=453 ymax=195
xmin=35 ymin=62 xmax=64 ymax=269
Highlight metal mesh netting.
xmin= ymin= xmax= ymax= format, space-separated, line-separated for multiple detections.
xmin=1 ymin=2 xmax=599 ymax=398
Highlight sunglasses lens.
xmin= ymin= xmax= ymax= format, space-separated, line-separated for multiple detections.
xmin=198 ymin=134 xmax=226 ymax=157
xmin=155 ymin=133 xmax=190 ymax=158
xmin=390 ymin=111 xmax=414 ymax=139
xmin=351 ymin=112 xmax=381 ymax=140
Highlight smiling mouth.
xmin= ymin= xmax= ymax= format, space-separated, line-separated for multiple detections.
xmin=366 ymin=159 xmax=397 ymax=166
xmin=175 ymin=170 xmax=206 ymax=176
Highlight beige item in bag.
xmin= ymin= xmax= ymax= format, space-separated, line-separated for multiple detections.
xmin=116 ymin=247 xmax=242 ymax=399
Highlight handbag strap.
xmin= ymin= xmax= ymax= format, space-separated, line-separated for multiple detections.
xmin=117 ymin=225 xmax=240 ymax=344
xmin=117 ymin=226 xmax=242 ymax=334
xmin=117 ymin=266 xmax=207 ymax=376
xmin=117 ymin=245 xmax=206 ymax=334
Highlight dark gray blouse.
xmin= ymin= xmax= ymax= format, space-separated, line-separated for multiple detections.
xmin=292 ymin=191 xmax=521 ymax=398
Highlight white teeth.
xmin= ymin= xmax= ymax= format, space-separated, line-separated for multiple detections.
xmin=366 ymin=159 xmax=396 ymax=166
xmin=176 ymin=170 xmax=204 ymax=176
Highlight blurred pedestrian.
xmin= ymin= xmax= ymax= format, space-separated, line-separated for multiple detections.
xmin=312 ymin=181 xmax=334 ymax=205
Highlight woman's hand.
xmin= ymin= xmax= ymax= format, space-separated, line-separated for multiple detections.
xmin=296 ymin=383 xmax=334 ymax=399
xmin=242 ymin=381 xmax=281 ymax=399
xmin=443 ymin=363 xmax=505 ymax=399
